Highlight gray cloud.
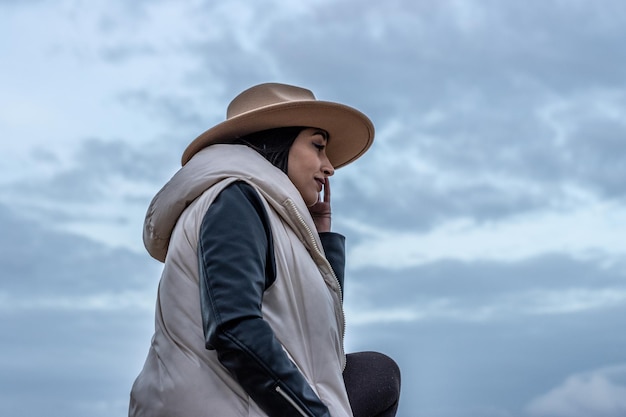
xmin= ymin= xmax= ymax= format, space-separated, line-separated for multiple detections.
xmin=0 ymin=309 xmax=153 ymax=417
xmin=118 ymin=0 xmax=625 ymax=230
xmin=348 ymin=305 xmax=626 ymax=417
xmin=43 ymin=0 xmax=623 ymax=232
xmin=0 ymin=0 xmax=44 ymax=6
xmin=1 ymin=137 xmax=178 ymax=227
xmin=0 ymin=203 xmax=158 ymax=296
xmin=0 ymin=203 xmax=158 ymax=416
xmin=99 ymin=43 xmax=157 ymax=63
xmin=527 ymin=365 xmax=626 ymax=417
xmin=3 ymin=199 xmax=625 ymax=417
xmin=563 ymin=111 xmax=626 ymax=197
xmin=117 ymin=90 xmax=208 ymax=135
xmin=342 ymin=254 xmax=626 ymax=416
xmin=3 ymin=1 xmax=626 ymax=416
xmin=344 ymin=254 xmax=626 ymax=318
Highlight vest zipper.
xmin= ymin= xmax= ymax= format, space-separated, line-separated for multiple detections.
xmin=284 ymin=198 xmax=346 ymax=370
xmin=275 ymin=385 xmax=310 ymax=417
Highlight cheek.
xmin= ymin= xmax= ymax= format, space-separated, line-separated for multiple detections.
xmin=287 ymin=149 xmax=309 ymax=179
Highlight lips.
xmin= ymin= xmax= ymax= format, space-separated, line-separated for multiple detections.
xmin=315 ymin=178 xmax=324 ymax=191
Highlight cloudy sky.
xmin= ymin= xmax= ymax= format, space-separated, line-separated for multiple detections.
xmin=2 ymin=0 xmax=626 ymax=416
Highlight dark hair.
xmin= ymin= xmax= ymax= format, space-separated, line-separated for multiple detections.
xmin=233 ymin=126 xmax=304 ymax=173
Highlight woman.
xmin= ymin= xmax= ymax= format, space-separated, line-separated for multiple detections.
xmin=129 ymin=83 xmax=400 ymax=417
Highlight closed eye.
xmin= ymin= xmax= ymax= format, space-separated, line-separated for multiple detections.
xmin=312 ymin=129 xmax=328 ymax=151
xmin=314 ymin=130 xmax=329 ymax=141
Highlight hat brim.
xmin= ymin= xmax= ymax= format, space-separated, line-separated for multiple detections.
xmin=181 ymin=100 xmax=375 ymax=168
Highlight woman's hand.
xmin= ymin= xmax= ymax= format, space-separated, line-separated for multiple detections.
xmin=309 ymin=178 xmax=331 ymax=233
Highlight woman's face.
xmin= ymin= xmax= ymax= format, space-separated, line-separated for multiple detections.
xmin=287 ymin=128 xmax=334 ymax=206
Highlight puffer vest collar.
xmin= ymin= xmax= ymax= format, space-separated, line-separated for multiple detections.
xmin=144 ymin=144 xmax=322 ymax=262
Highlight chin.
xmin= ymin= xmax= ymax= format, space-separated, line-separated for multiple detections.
xmin=304 ymin=193 xmax=318 ymax=207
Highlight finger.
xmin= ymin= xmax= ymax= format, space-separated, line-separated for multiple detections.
xmin=324 ymin=177 xmax=331 ymax=203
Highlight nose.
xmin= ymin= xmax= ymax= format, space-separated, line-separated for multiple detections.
xmin=322 ymin=161 xmax=335 ymax=177
xmin=320 ymin=145 xmax=334 ymax=176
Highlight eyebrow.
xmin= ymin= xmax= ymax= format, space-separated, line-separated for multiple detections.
xmin=315 ymin=129 xmax=329 ymax=141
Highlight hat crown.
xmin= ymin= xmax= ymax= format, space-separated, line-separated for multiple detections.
xmin=226 ymin=83 xmax=316 ymax=119
xmin=181 ymin=82 xmax=373 ymax=168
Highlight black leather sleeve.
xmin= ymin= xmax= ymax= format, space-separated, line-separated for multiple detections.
xmin=198 ymin=181 xmax=331 ymax=417
xmin=319 ymin=232 xmax=345 ymax=298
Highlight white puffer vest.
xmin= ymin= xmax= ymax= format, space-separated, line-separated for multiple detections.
xmin=129 ymin=145 xmax=352 ymax=417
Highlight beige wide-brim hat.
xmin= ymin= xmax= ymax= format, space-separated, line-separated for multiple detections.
xmin=181 ymin=83 xmax=375 ymax=168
